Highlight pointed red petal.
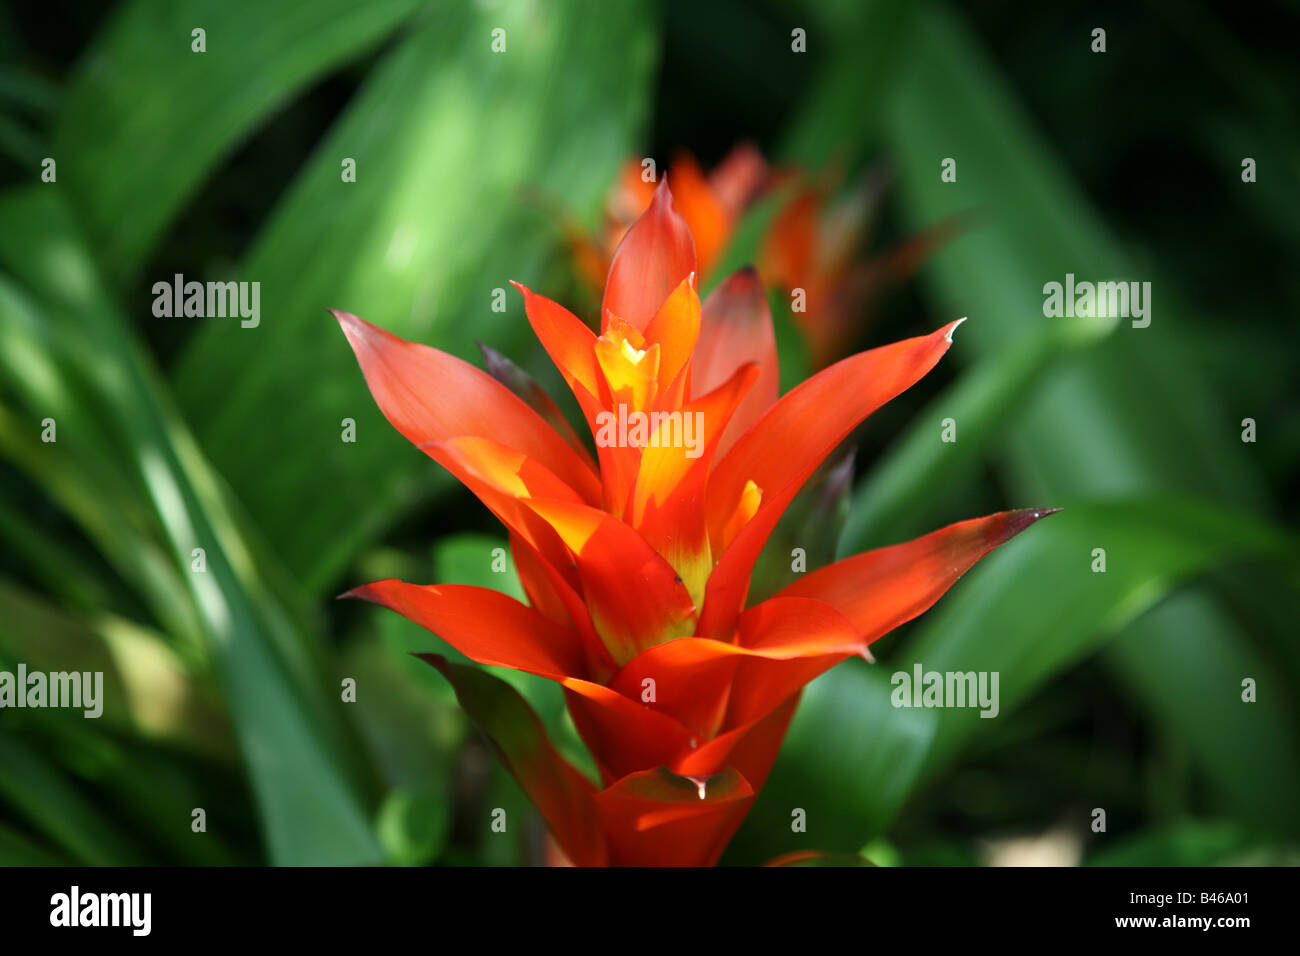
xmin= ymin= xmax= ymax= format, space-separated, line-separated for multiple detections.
xmin=775 ymin=508 xmax=1061 ymax=642
xmin=601 ymin=178 xmax=697 ymax=332
xmin=691 ymin=267 xmax=779 ymax=456
xmin=424 ymin=437 xmax=613 ymax=675
xmin=699 ymin=320 xmax=964 ymax=638
xmin=347 ymin=581 xmax=586 ymax=681
xmin=607 ymin=597 xmax=860 ymax=739
xmin=593 ymin=767 xmax=754 ymax=866
xmin=641 ymin=276 xmax=702 ymax=391
xmin=605 ymin=640 xmax=740 ymax=740
xmin=677 ymin=691 xmax=800 ymax=792
xmin=425 ymin=436 xmax=584 ymax=593
xmin=631 ymin=361 xmax=759 ymax=597
xmin=512 ymin=285 xmax=643 ymax=513
xmin=512 ymin=283 xmax=601 ymax=407
xmin=478 ymin=341 xmax=596 ymax=471
xmin=526 ymin=498 xmax=697 ymax=666
xmin=332 ymin=309 xmax=600 ymax=504
xmin=561 ymin=678 xmax=697 ymax=783
xmin=509 ymin=530 xmax=574 ymax=627
xmin=720 ymin=597 xmax=862 ymax=728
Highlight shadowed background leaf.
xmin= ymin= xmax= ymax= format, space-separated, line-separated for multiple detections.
xmin=172 ymin=0 xmax=656 ymax=593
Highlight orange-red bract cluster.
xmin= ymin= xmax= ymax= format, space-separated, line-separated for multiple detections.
xmin=570 ymin=146 xmax=957 ymax=372
xmin=334 ymin=178 xmax=1053 ymax=865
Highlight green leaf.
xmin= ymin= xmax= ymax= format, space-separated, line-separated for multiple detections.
xmin=433 ymin=533 xmax=526 ymax=601
xmin=376 ymin=784 xmax=452 ymax=867
xmin=1084 ymin=819 xmax=1275 ymax=867
xmin=903 ymin=499 xmax=1294 ymax=770
xmin=173 ymin=0 xmax=657 ymax=593
xmin=0 ymin=824 xmax=69 ymax=867
xmin=54 ymin=0 xmax=426 ymax=279
xmin=1104 ymin=591 xmax=1300 ymax=832
xmin=8 ymin=714 xmax=248 ymax=866
xmin=878 ymin=0 xmax=1266 ymax=510
xmin=883 ymin=1 xmax=1300 ymax=824
xmin=0 ymin=579 xmax=234 ymax=761
xmin=749 ymin=445 xmax=854 ymax=603
xmin=839 ymin=321 xmax=1100 ymax=554
xmin=0 ymin=187 xmax=381 ymax=864
xmin=732 ymin=497 xmax=1298 ymax=858
xmin=0 ymin=493 xmax=121 ymax=617
xmin=0 ymin=732 xmax=149 ymax=866
xmin=788 ymin=0 xmax=1299 ymax=843
xmin=0 ymin=280 xmax=207 ymax=654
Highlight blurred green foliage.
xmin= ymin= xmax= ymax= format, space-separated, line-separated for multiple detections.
xmin=0 ymin=0 xmax=1296 ymax=865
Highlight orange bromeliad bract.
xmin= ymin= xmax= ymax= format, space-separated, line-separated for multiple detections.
xmin=571 ymin=145 xmax=767 ymax=292
xmin=333 ymin=178 xmax=1055 ymax=866
xmin=572 ymin=147 xmax=956 ymax=373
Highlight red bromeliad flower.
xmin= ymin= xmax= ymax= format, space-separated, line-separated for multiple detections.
xmin=334 ymin=178 xmax=1055 ymax=866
